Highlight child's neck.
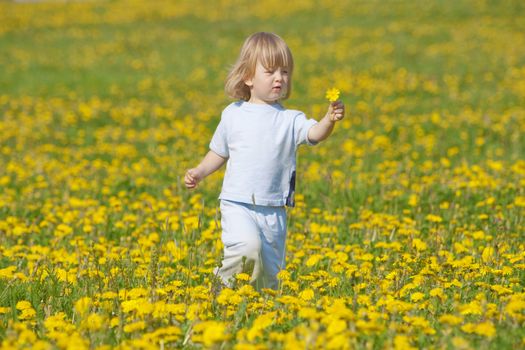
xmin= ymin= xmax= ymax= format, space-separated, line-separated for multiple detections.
xmin=247 ymin=97 xmax=279 ymax=105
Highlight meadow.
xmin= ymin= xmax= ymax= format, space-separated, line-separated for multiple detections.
xmin=0 ymin=0 xmax=524 ymax=349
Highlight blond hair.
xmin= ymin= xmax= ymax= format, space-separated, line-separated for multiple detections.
xmin=225 ymin=32 xmax=294 ymax=101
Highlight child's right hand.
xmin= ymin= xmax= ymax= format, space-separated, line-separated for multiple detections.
xmin=328 ymin=101 xmax=345 ymax=122
xmin=184 ymin=168 xmax=203 ymax=189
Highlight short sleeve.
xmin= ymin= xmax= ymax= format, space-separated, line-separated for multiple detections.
xmin=209 ymin=117 xmax=229 ymax=158
xmin=293 ymin=112 xmax=318 ymax=146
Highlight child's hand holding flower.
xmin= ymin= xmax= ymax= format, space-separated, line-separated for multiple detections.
xmin=325 ymin=87 xmax=345 ymax=122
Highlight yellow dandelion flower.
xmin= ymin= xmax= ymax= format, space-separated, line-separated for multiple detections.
xmin=235 ymin=273 xmax=250 ymax=282
xmin=451 ymin=337 xmax=470 ymax=349
xmin=474 ymin=321 xmax=496 ymax=337
xmin=16 ymin=301 xmax=33 ymax=311
xmin=194 ymin=321 xmax=231 ymax=347
xmin=276 ymin=269 xmax=291 ymax=281
xmin=19 ymin=307 xmax=37 ymax=320
xmin=394 ymin=335 xmax=416 ymax=350
xmin=246 ymin=311 xmax=276 ymax=341
xmin=298 ymin=289 xmax=315 ymax=301
xmin=408 ymin=194 xmax=418 ymax=207
xmin=505 ymin=298 xmax=525 ymax=318
xmin=478 ymin=213 xmax=489 ymax=220
xmin=410 ymin=292 xmax=425 ymax=302
xmin=298 ymin=307 xmax=317 ymax=319
xmin=123 ymin=320 xmax=146 ymax=333
xmin=326 ymin=319 xmax=346 ymax=336
xmin=482 ymin=246 xmax=494 ymax=263
xmin=305 ymin=254 xmax=323 ymax=267
xmin=514 ymin=196 xmax=525 ymax=207
xmin=461 ymin=322 xmax=476 ymax=334
xmin=216 ymin=288 xmax=236 ymax=306
xmin=110 ymin=317 xmax=120 ymax=328
xmin=326 ymin=334 xmax=350 ymax=349
xmin=81 ymin=313 xmax=105 ymax=332
xmin=429 ymin=287 xmax=446 ymax=300
xmin=425 ymin=214 xmax=443 ymax=223
xmin=74 ymin=297 xmax=92 ymax=316
xmin=0 ymin=266 xmax=16 ymax=279
xmin=412 ymin=238 xmax=427 ymax=252
xmin=325 ymin=87 xmax=340 ymax=102
xmin=438 ymin=314 xmax=463 ymax=326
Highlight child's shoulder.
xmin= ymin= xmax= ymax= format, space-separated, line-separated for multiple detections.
xmin=219 ymin=101 xmax=242 ymax=121
xmin=283 ymin=106 xmax=304 ymax=115
xmin=281 ymin=106 xmax=306 ymax=120
xmin=223 ymin=101 xmax=242 ymax=112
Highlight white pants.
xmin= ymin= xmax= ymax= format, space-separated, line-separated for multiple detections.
xmin=214 ymin=199 xmax=287 ymax=290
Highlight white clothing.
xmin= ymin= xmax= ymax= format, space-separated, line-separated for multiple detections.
xmin=209 ymin=101 xmax=318 ymax=207
xmin=214 ymin=199 xmax=287 ymax=290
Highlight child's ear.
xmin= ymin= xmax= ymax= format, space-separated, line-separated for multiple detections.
xmin=244 ymin=77 xmax=253 ymax=87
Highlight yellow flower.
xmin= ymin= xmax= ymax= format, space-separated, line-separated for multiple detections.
xmin=425 ymin=214 xmax=443 ymax=223
xmin=438 ymin=314 xmax=463 ymax=326
xmin=0 ymin=266 xmax=16 ymax=279
xmin=305 ymin=254 xmax=323 ymax=267
xmin=123 ymin=320 xmax=146 ymax=333
xmin=326 ymin=319 xmax=347 ymax=336
xmin=325 ymin=87 xmax=340 ymax=102
xmin=481 ymin=246 xmax=494 ymax=263
xmin=298 ymin=289 xmax=315 ymax=301
xmin=394 ymin=335 xmax=416 ymax=350
xmin=451 ymin=337 xmax=470 ymax=349
xmin=474 ymin=321 xmax=496 ymax=337
xmin=14 ymin=300 xmax=36 ymax=320
xmin=276 ymin=269 xmax=291 ymax=281
xmin=235 ymin=273 xmax=251 ymax=282
xmin=298 ymin=307 xmax=318 ymax=319
xmin=408 ymin=194 xmax=418 ymax=207
xmin=326 ymin=334 xmax=351 ymax=350
xmin=110 ymin=317 xmax=120 ymax=328
xmin=81 ymin=313 xmax=105 ymax=332
xmin=459 ymin=300 xmax=483 ymax=315
xmin=429 ymin=288 xmax=446 ymax=301
xmin=16 ymin=301 xmax=33 ymax=311
xmin=410 ymin=292 xmax=425 ymax=302
xmin=19 ymin=308 xmax=37 ymax=320
xmin=193 ymin=321 xmax=231 ymax=347
xmin=514 ymin=196 xmax=525 ymax=207
xmin=74 ymin=297 xmax=92 ymax=316
xmin=412 ymin=238 xmax=427 ymax=252
xmin=216 ymin=288 xmax=237 ymax=306
xmin=505 ymin=297 xmax=525 ymax=318
xmin=246 ymin=312 xmax=276 ymax=341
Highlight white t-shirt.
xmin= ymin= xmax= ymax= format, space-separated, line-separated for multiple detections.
xmin=210 ymin=101 xmax=318 ymax=207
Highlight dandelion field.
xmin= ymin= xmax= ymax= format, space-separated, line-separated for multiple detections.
xmin=1 ymin=0 xmax=525 ymax=349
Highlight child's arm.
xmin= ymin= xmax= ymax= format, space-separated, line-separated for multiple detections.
xmin=307 ymin=101 xmax=345 ymax=144
xmin=185 ymin=151 xmax=228 ymax=189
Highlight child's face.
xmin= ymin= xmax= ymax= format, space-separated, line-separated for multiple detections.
xmin=245 ymin=62 xmax=289 ymax=104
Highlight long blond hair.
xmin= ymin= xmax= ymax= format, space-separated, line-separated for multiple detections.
xmin=225 ymin=32 xmax=294 ymax=101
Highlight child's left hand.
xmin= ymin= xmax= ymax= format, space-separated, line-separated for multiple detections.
xmin=328 ymin=101 xmax=345 ymax=122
